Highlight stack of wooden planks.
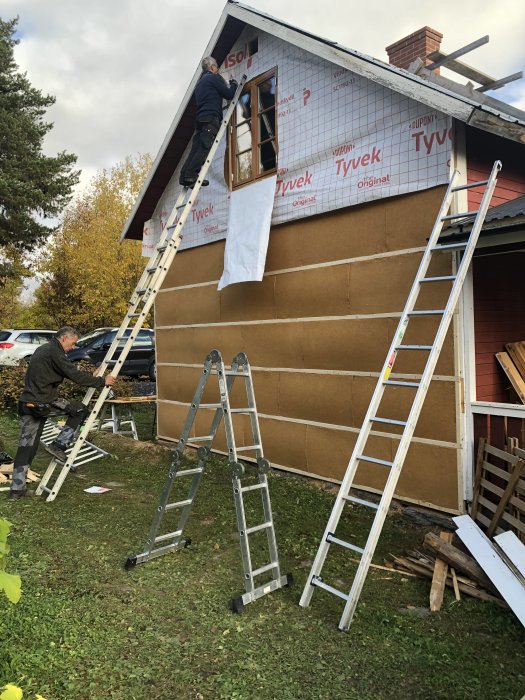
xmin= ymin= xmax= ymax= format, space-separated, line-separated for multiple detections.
xmin=386 ymin=530 xmax=507 ymax=611
xmin=0 ymin=463 xmax=40 ymax=485
xmin=496 ymin=340 xmax=525 ymax=404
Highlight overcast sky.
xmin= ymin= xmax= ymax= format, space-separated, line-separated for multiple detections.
xmin=4 ymin=0 xmax=525 ymax=196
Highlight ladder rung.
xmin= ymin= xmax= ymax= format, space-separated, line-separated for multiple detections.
xmin=245 ymin=521 xmax=272 ymax=535
xmin=146 ymin=266 xmax=158 ymax=273
xmin=156 ymin=245 xmax=167 ymax=253
xmin=135 ymin=289 xmax=147 ymax=296
xmin=229 ymin=408 xmax=256 ymax=413
xmin=383 ymin=380 xmax=420 ymax=387
xmin=408 ymin=309 xmax=444 ymax=316
xmin=236 ymin=444 xmax=261 ymax=452
xmin=175 ymin=467 xmax=203 ymax=477
xmin=165 ymin=499 xmax=193 ymax=511
xmin=441 ymin=211 xmax=478 ymax=220
xmin=189 ymin=435 xmax=214 ymax=442
xmin=310 ymin=576 xmax=349 ymax=601
xmin=371 ymin=416 xmax=407 ymax=426
xmin=154 ymin=529 xmax=183 ymax=544
xmin=420 ymin=275 xmax=456 ymax=283
xmin=451 ymin=179 xmax=488 ymax=191
xmin=396 ymin=344 xmax=433 ymax=350
xmin=128 ymin=312 xmax=142 ymax=318
xmin=241 ymin=482 xmax=266 ymax=493
xmin=251 ymin=562 xmax=279 ymax=578
xmin=357 ymin=455 xmax=393 ymax=467
xmin=343 ymin=495 xmax=379 ymax=510
xmin=432 ymin=242 xmax=467 ymax=251
xmin=211 ymin=370 xmax=248 ymax=377
xmin=327 ymin=533 xmax=365 ymax=554
xmin=199 ymin=403 xmax=222 ymax=408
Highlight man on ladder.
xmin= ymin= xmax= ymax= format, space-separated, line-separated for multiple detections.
xmin=8 ymin=327 xmax=115 ymax=500
xmin=179 ymin=56 xmax=238 ymax=188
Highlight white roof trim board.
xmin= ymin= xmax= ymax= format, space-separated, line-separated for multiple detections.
xmin=121 ymin=0 xmax=525 ymax=241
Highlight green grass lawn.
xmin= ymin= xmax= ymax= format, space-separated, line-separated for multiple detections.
xmin=0 ymin=410 xmax=524 ymax=700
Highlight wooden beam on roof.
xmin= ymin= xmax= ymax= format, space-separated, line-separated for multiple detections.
xmin=477 ymin=71 xmax=524 ymax=93
xmin=426 ymin=36 xmax=489 ymax=71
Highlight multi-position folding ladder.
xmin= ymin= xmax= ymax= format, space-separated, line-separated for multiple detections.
xmin=35 ymin=76 xmax=247 ymax=502
xmin=125 ymin=350 xmax=292 ymax=612
xmin=299 ymin=160 xmax=502 ymax=630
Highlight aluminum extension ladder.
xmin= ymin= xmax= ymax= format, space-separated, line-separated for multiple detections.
xmin=124 ymin=350 xmax=292 ymax=612
xmin=299 ymin=160 xmax=502 ymax=630
xmin=35 ymin=76 xmax=247 ymax=502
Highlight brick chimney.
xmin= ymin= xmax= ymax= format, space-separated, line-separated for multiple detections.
xmin=386 ymin=27 xmax=443 ymax=71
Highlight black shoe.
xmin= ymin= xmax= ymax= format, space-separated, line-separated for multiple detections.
xmin=8 ymin=489 xmax=36 ymax=500
xmin=180 ymin=178 xmax=209 ymax=188
xmin=43 ymin=442 xmax=68 ymax=463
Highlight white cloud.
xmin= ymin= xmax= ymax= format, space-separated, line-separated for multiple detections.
xmin=4 ymin=0 xmax=525 ymax=200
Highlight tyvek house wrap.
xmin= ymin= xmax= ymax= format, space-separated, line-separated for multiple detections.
xmin=142 ymin=27 xmax=451 ymax=262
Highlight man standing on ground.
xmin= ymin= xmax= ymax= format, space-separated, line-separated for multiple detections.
xmin=179 ymin=56 xmax=238 ymax=188
xmin=8 ymin=326 xmax=116 ymax=500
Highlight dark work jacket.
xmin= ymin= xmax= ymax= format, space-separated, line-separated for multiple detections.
xmin=195 ymin=71 xmax=237 ymax=121
xmin=20 ymin=338 xmax=105 ymax=404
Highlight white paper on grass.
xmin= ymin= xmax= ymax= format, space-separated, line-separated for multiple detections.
xmin=218 ymin=176 xmax=277 ymax=291
xmin=84 ymin=486 xmax=112 ymax=494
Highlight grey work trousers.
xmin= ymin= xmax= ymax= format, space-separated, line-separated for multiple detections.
xmin=11 ymin=399 xmax=88 ymax=493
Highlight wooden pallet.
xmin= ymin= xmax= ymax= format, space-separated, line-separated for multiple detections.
xmin=506 ymin=341 xmax=525 ymax=382
xmin=496 ymin=351 xmax=525 ymax=404
xmin=471 ymin=439 xmax=525 ymax=542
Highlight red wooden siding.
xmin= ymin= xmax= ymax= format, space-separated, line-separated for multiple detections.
xmin=466 ymin=127 xmax=525 ymax=209
xmin=473 ymin=252 xmax=525 ymax=402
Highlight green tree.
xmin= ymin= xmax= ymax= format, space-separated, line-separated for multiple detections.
xmin=0 ymin=17 xmax=79 ymax=251
xmin=34 ymin=154 xmax=152 ymax=332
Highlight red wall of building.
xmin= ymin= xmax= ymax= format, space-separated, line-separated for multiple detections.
xmin=466 ymin=127 xmax=525 ymax=209
xmin=473 ymin=251 xmax=525 ymax=402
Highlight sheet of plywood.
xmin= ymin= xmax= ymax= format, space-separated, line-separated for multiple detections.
xmin=453 ymin=515 xmax=525 ymax=628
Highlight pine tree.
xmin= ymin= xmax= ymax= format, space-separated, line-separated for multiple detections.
xmin=0 ymin=17 xmax=79 ymax=251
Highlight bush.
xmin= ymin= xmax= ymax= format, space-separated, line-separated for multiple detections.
xmin=0 ymin=361 xmax=132 ymax=411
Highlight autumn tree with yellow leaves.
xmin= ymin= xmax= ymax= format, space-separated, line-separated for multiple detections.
xmin=34 ymin=154 xmax=152 ymax=333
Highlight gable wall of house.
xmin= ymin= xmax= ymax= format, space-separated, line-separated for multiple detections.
xmin=155 ymin=183 xmax=463 ymax=512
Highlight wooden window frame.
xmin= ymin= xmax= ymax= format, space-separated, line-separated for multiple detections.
xmin=228 ymin=68 xmax=278 ymax=189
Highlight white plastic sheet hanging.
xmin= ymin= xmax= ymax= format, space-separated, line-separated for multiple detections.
xmin=218 ymin=175 xmax=276 ymax=290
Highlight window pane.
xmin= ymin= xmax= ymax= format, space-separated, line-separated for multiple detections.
xmin=236 ymin=152 xmax=252 ymax=182
xmin=136 ymin=330 xmax=153 ymax=347
xmin=257 ymin=78 xmax=276 ymax=115
xmin=259 ymin=139 xmax=277 ymax=172
xmin=16 ymin=333 xmax=32 ymax=343
xmin=235 ymin=121 xmax=252 ymax=156
xmin=237 ymin=94 xmax=251 ymax=121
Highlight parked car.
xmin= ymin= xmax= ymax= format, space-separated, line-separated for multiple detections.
xmin=0 ymin=329 xmax=57 ymax=366
xmin=66 ymin=328 xmax=156 ymax=380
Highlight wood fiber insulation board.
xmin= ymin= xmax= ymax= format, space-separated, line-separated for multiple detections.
xmin=156 ymin=250 xmax=453 ymax=326
xmin=162 ymin=240 xmax=225 ymax=288
xmin=158 ymin=366 xmax=456 ymax=444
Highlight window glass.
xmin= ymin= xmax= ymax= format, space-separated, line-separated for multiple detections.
xmin=135 ymin=330 xmax=153 ymax=348
xmin=34 ymin=333 xmax=53 ymax=344
xmin=76 ymin=331 xmax=106 ymax=348
xmin=0 ymin=331 xmax=12 ymax=342
xmin=230 ymin=70 xmax=277 ymax=188
xmin=16 ymin=332 xmax=32 ymax=344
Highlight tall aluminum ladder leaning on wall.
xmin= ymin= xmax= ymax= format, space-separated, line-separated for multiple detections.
xmin=125 ymin=349 xmax=293 ymax=612
xmin=299 ymin=160 xmax=502 ymax=631
xmin=35 ymin=76 xmax=247 ymax=503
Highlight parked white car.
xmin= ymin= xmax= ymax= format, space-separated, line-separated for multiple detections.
xmin=0 ymin=329 xmax=57 ymax=366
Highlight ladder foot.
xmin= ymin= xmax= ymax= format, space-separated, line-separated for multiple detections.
xmin=285 ymin=572 xmax=294 ymax=587
xmin=184 ymin=538 xmax=192 ymax=548
xmin=124 ymin=556 xmax=137 ymax=571
xmin=231 ymin=595 xmax=245 ymax=614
